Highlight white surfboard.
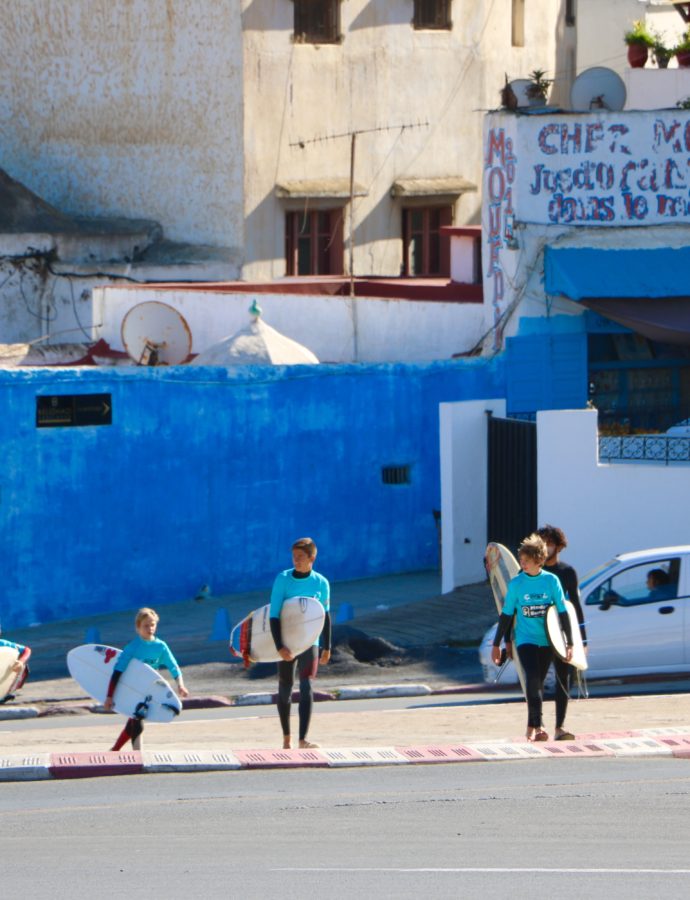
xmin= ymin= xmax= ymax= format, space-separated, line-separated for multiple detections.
xmin=67 ymin=644 xmax=182 ymax=723
xmin=546 ymin=600 xmax=588 ymax=671
xmin=485 ymin=542 xmax=527 ymax=696
xmin=229 ymin=596 xmax=325 ymax=665
xmin=0 ymin=647 xmax=22 ymax=702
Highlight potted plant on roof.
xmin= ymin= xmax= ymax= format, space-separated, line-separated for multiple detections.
xmin=624 ymin=20 xmax=654 ymax=68
xmin=675 ymin=28 xmax=690 ymax=68
xmin=525 ymin=69 xmax=551 ymax=107
xmin=652 ymin=33 xmax=673 ymax=69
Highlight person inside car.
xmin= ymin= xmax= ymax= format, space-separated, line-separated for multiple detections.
xmin=646 ymin=568 xmax=676 ymax=601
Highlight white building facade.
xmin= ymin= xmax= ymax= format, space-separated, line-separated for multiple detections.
xmin=0 ymin=0 xmax=570 ymax=286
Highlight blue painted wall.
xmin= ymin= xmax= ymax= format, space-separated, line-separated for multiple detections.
xmin=506 ymin=331 xmax=588 ymax=414
xmin=0 ymin=359 xmax=504 ymax=627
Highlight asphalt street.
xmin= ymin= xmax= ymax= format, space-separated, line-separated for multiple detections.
xmin=2 ymin=758 xmax=690 ymax=899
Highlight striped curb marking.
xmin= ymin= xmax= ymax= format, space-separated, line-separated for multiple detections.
xmin=0 ymin=730 xmax=688 ymax=781
xmin=318 ymin=747 xmax=409 ymax=767
xmin=395 ymin=745 xmax=486 ymax=764
xmin=142 ymin=750 xmax=241 ymax=772
xmin=49 ymin=751 xmax=143 ymax=778
xmin=233 ymin=748 xmax=329 ymax=768
xmin=0 ymin=754 xmax=52 ymax=781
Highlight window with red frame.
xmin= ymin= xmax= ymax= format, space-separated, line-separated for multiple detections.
xmin=285 ymin=209 xmax=344 ymax=276
xmin=402 ymin=206 xmax=452 ymax=276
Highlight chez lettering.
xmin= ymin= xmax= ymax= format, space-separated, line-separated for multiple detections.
xmin=529 ymin=117 xmax=690 ymax=224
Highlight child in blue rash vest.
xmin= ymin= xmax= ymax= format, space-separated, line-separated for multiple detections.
xmin=269 ymin=537 xmax=331 ymax=750
xmin=104 ymin=607 xmax=188 ymax=752
xmin=0 ymin=635 xmax=31 ymax=702
xmin=491 ymin=533 xmax=573 ymax=742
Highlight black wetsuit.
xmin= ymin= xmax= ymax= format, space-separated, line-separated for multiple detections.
xmin=270 ymin=570 xmax=332 ymax=741
xmin=543 ymin=560 xmax=587 ymax=729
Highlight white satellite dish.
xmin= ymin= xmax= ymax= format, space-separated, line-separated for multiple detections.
xmin=509 ymin=79 xmax=533 ymax=108
xmin=570 ymin=67 xmax=626 ymax=112
xmin=121 ymin=301 xmax=192 ymax=366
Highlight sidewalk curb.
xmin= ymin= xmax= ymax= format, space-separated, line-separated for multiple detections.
xmin=1 ymin=728 xmax=689 ymax=782
xmin=0 ymin=707 xmax=40 ymax=721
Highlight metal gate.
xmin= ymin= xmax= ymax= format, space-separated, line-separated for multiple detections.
xmin=487 ymin=414 xmax=537 ymax=555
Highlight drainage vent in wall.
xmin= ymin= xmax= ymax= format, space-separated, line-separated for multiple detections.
xmin=381 ymin=465 xmax=411 ymax=485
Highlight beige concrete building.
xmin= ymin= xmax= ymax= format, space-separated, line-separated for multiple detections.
xmin=0 ymin=1 xmax=572 ymax=286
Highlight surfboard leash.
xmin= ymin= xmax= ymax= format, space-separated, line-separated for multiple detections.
xmin=134 ymin=694 xmax=152 ymax=720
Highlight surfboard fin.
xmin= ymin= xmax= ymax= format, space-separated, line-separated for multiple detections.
xmin=162 ymin=702 xmax=181 ymax=716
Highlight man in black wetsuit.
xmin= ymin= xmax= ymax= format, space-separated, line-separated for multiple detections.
xmin=537 ymin=524 xmax=587 ymax=741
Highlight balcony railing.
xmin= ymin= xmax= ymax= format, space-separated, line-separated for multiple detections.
xmin=598 ymin=434 xmax=690 ymax=465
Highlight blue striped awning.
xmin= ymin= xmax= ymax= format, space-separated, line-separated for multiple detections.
xmin=544 ymin=246 xmax=690 ymax=344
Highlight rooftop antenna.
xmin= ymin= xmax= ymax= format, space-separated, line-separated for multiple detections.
xmin=290 ymin=120 xmax=429 ymax=299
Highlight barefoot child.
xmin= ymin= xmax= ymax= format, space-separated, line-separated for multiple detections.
xmin=270 ymin=537 xmax=331 ymax=750
xmin=0 ymin=635 xmax=31 ymax=702
xmin=491 ymin=534 xmax=573 ymax=742
xmin=104 ymin=607 xmax=188 ymax=751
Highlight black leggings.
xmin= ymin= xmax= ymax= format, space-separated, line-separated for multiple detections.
xmin=111 ymin=717 xmax=144 ymax=752
xmin=277 ymin=646 xmax=318 ymax=741
xmin=553 ymin=656 xmax=573 ymax=729
xmin=517 ymin=643 xmax=553 ymax=729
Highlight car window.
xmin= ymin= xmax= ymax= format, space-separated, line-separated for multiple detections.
xmin=585 ymin=558 xmax=680 ymax=607
xmin=580 ymin=559 xmax=617 ymax=592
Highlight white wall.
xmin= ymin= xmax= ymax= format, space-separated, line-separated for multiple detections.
xmin=538 ymin=408 xmax=690 ymax=579
xmin=440 ymin=398 xmax=505 ymax=592
xmin=440 ymin=403 xmax=690 ymax=592
xmin=626 ymin=68 xmax=690 ymax=110
xmin=93 ymin=285 xmax=487 ymax=364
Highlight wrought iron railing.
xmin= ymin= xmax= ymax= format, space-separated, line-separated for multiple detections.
xmin=598 ymin=434 xmax=690 ymax=464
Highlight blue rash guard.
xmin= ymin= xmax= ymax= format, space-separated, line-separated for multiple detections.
xmin=269 ymin=569 xmax=330 ymax=648
xmin=114 ymin=635 xmax=181 ymax=678
xmin=502 ymin=570 xmax=567 ymax=647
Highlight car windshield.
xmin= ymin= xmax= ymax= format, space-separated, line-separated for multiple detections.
xmin=580 ymin=559 xmax=618 ymax=591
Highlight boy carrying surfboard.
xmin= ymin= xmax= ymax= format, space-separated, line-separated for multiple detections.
xmin=104 ymin=607 xmax=188 ymax=751
xmin=491 ymin=534 xmax=573 ymax=742
xmin=270 ymin=537 xmax=331 ymax=750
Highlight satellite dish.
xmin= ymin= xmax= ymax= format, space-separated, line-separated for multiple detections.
xmin=570 ymin=67 xmax=626 ymax=112
xmin=121 ymin=301 xmax=192 ymax=366
xmin=509 ymin=79 xmax=533 ymax=108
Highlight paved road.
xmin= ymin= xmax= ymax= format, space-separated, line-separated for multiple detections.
xmin=3 ymin=759 xmax=690 ymax=899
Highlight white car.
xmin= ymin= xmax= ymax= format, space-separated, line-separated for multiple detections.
xmin=479 ymin=545 xmax=690 ymax=684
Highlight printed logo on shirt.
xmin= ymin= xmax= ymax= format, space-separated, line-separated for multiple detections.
xmin=521 ymin=603 xmax=549 ymax=618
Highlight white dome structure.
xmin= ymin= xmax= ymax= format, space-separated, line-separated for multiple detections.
xmin=191 ymin=303 xmax=319 ymax=367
